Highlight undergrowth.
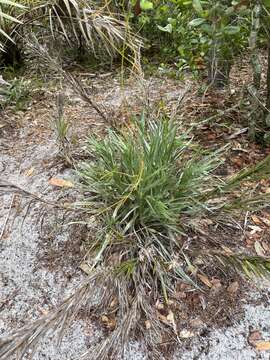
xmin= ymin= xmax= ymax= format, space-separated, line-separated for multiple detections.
xmin=0 ymin=77 xmax=30 ymax=110
xmin=1 ymin=116 xmax=270 ymax=360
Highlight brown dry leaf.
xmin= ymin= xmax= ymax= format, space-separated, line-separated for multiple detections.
xmin=249 ymin=225 xmax=263 ymax=235
xmin=25 ymin=167 xmax=34 ymax=177
xmin=261 ymin=217 xmax=270 ymax=227
xmin=227 ymin=281 xmax=239 ymax=294
xmin=179 ymin=329 xmax=195 ymax=338
xmin=155 ymin=300 xmax=164 ymax=310
xmin=157 ymin=312 xmax=168 ymax=324
xmin=109 ymin=298 xmax=118 ymax=308
xmin=167 ymin=310 xmax=177 ymax=334
xmin=145 ymin=320 xmax=151 ymax=330
xmin=175 ymin=291 xmax=187 ymax=300
xmin=190 ymin=318 xmax=204 ymax=329
xmin=48 ymin=178 xmax=74 ymax=188
xmin=254 ymin=241 xmax=265 ymax=257
xmin=211 ymin=278 xmax=222 ymax=289
xmin=255 ymin=341 xmax=270 ymax=351
xmin=197 ymin=274 xmax=212 ymax=288
xmin=251 ymin=215 xmax=262 ymax=225
xmin=101 ymin=315 xmax=116 ymax=330
xmin=79 ymin=262 xmax=92 ymax=275
xmin=37 ymin=306 xmax=48 ymax=315
xmin=248 ymin=330 xmax=262 ymax=346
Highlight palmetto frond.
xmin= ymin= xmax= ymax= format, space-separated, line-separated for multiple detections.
xmin=0 ymin=0 xmax=142 ymax=65
xmin=0 ymin=0 xmax=26 ymax=51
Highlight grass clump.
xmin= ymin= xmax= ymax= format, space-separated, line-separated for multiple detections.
xmin=79 ymin=116 xmax=221 ymax=235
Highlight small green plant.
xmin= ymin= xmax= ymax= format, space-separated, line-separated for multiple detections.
xmin=0 ymin=77 xmax=30 ymax=109
xmin=80 ymin=116 xmax=222 ymax=235
xmin=53 ymin=93 xmax=72 ymax=164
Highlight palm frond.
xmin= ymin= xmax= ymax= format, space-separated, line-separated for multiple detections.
xmin=0 ymin=0 xmax=26 ymax=51
xmin=0 ymin=0 xmax=142 ymax=66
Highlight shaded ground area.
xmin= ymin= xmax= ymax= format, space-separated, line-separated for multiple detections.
xmin=0 ymin=68 xmax=270 ymax=359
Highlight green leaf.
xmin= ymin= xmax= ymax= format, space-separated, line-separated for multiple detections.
xmin=140 ymin=0 xmax=153 ymax=11
xmin=188 ymin=18 xmax=205 ymax=27
xmin=157 ymin=24 xmax=173 ymax=33
xmin=223 ymin=25 xmax=240 ymax=35
xmin=192 ymin=0 xmax=203 ymax=15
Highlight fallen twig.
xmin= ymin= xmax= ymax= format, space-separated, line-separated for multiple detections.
xmin=0 ymin=194 xmax=14 ymax=240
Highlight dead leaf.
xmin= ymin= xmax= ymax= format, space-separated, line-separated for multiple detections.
xmin=155 ymin=300 xmax=164 ymax=310
xmin=197 ymin=274 xmax=212 ymax=288
xmin=101 ymin=315 xmax=116 ymax=330
xmin=190 ymin=318 xmax=204 ymax=328
xmin=167 ymin=310 xmax=177 ymax=334
xmin=251 ymin=215 xmax=262 ymax=225
xmin=109 ymin=298 xmax=118 ymax=308
xmin=175 ymin=291 xmax=187 ymax=300
xmin=248 ymin=330 xmax=262 ymax=346
xmin=48 ymin=178 xmax=74 ymax=188
xmin=227 ymin=281 xmax=239 ymax=294
xmin=166 ymin=310 xmax=174 ymax=322
xmin=255 ymin=341 xmax=270 ymax=351
xmin=199 ymin=294 xmax=207 ymax=310
xmin=254 ymin=241 xmax=265 ymax=257
xmin=261 ymin=217 xmax=270 ymax=227
xmin=25 ymin=167 xmax=34 ymax=177
xmin=145 ymin=320 xmax=151 ymax=330
xmin=79 ymin=262 xmax=92 ymax=275
xmin=179 ymin=329 xmax=195 ymax=338
xmin=249 ymin=225 xmax=263 ymax=235
xmin=37 ymin=306 xmax=48 ymax=315
xmin=211 ymin=278 xmax=222 ymax=290
xmin=157 ymin=312 xmax=168 ymax=324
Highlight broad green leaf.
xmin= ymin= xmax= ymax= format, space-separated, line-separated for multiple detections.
xmin=188 ymin=18 xmax=205 ymax=27
xmin=140 ymin=0 xmax=153 ymax=11
xmin=192 ymin=0 xmax=203 ymax=15
xmin=157 ymin=24 xmax=173 ymax=33
xmin=223 ymin=25 xmax=240 ymax=35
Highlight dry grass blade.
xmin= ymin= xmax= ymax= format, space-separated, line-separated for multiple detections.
xmin=0 ymin=271 xmax=104 ymax=360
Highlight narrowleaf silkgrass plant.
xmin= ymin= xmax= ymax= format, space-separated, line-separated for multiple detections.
xmin=79 ymin=116 xmax=222 ymax=235
xmin=1 ymin=116 xmax=270 ymax=360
